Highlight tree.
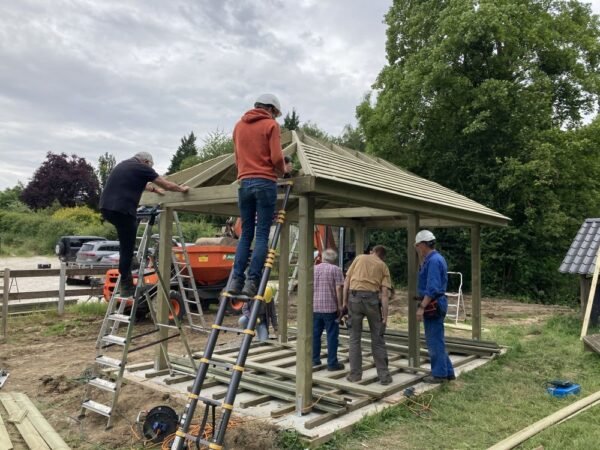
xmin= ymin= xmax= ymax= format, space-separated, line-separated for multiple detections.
xmin=300 ymin=121 xmax=332 ymax=141
xmin=180 ymin=129 xmax=234 ymax=170
xmin=334 ymin=124 xmax=366 ymax=151
xmin=0 ymin=184 xmax=27 ymax=211
xmin=20 ymin=152 xmax=100 ymax=210
xmin=168 ymin=132 xmax=198 ymax=174
xmin=97 ymin=152 xmax=116 ymax=189
xmin=358 ymin=0 xmax=600 ymax=299
xmin=283 ymin=109 xmax=301 ymax=130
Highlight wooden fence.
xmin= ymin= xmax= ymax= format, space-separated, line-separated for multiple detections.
xmin=1 ymin=264 xmax=108 ymax=341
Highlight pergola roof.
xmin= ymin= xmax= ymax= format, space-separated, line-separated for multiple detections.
xmin=145 ymin=130 xmax=509 ymax=228
xmin=559 ymin=218 xmax=600 ymax=275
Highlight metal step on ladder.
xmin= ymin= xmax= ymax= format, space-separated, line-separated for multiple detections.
xmin=79 ymin=207 xmax=197 ymax=429
xmin=171 ymin=211 xmax=206 ymax=331
xmin=170 ymin=180 xmax=293 ymax=450
xmin=446 ymin=271 xmax=466 ymax=324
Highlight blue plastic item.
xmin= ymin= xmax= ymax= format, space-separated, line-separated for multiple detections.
xmin=547 ymin=382 xmax=581 ymax=398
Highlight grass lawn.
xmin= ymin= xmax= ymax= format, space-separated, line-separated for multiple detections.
xmin=279 ymin=313 xmax=600 ymax=450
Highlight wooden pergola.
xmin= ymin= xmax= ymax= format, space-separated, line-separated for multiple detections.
xmin=140 ymin=130 xmax=510 ymax=413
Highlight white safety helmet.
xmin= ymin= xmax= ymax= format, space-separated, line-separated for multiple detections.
xmin=415 ymin=230 xmax=436 ymax=244
xmin=255 ymin=93 xmax=282 ymax=117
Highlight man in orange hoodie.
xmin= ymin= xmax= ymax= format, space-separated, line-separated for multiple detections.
xmin=229 ymin=94 xmax=291 ymax=297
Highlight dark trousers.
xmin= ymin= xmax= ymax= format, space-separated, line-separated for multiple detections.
xmin=312 ymin=312 xmax=340 ymax=367
xmin=424 ymin=314 xmax=455 ymax=378
xmin=233 ymin=178 xmax=277 ymax=282
xmin=101 ymin=209 xmax=137 ymax=283
xmin=348 ymin=291 xmax=390 ymax=379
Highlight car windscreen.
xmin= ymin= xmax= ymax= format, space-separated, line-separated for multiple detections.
xmin=80 ymin=243 xmax=95 ymax=252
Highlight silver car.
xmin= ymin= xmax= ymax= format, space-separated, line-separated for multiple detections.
xmin=75 ymin=240 xmax=120 ymax=267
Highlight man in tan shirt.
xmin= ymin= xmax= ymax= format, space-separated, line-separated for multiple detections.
xmin=343 ymin=245 xmax=393 ymax=385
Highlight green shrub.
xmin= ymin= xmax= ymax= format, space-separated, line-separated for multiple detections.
xmin=52 ymin=206 xmax=101 ymax=225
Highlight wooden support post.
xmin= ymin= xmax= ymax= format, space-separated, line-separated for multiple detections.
xmin=296 ymin=195 xmax=314 ymax=414
xmin=471 ymin=224 xmax=481 ymax=340
xmin=407 ymin=215 xmax=420 ymax=368
xmin=58 ymin=262 xmax=66 ymax=316
xmin=155 ymin=207 xmax=174 ymax=370
xmin=581 ymin=246 xmax=600 ymax=339
xmin=580 ymin=276 xmax=591 ymax=320
xmin=2 ymin=269 xmax=8 ymax=341
xmin=278 ymin=221 xmax=290 ymax=343
xmin=354 ymin=224 xmax=366 ymax=256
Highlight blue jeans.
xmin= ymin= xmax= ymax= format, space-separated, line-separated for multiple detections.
xmin=312 ymin=312 xmax=340 ymax=367
xmin=424 ymin=308 xmax=455 ymax=378
xmin=239 ymin=315 xmax=269 ymax=342
xmin=233 ymin=178 xmax=277 ymax=282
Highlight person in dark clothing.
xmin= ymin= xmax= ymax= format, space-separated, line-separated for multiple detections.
xmin=99 ymin=151 xmax=190 ymax=296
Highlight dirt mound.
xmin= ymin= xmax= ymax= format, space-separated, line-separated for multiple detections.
xmin=40 ymin=374 xmax=79 ymax=393
xmin=224 ymin=420 xmax=279 ymax=450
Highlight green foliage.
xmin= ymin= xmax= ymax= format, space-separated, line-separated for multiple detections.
xmin=283 ymin=108 xmax=301 ymax=130
xmin=179 ymin=219 xmax=218 ymax=242
xmin=0 ymin=184 xmax=28 ymax=211
xmin=97 ymin=152 xmax=116 ymax=189
xmin=66 ymin=302 xmax=108 ymax=317
xmin=300 ymin=121 xmax=332 ymax=140
xmin=52 ymin=206 xmax=102 ymax=225
xmin=180 ymin=130 xmax=234 ymax=170
xmin=168 ymin=132 xmax=198 ymax=174
xmin=334 ymin=124 xmax=366 ymax=151
xmin=358 ymin=0 xmax=600 ymax=300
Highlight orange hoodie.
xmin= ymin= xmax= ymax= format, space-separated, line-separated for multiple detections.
xmin=233 ymin=108 xmax=286 ymax=181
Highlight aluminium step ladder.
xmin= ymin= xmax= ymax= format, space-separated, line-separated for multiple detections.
xmin=171 ymin=211 xmax=206 ymax=331
xmin=446 ymin=271 xmax=466 ymax=324
xmin=79 ymin=207 xmax=197 ymax=429
xmin=170 ymin=180 xmax=293 ymax=450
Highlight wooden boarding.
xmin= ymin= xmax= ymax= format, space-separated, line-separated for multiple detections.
xmin=0 ymin=413 xmax=13 ymax=450
xmin=0 ymin=392 xmax=70 ymax=450
xmin=583 ymin=334 xmax=600 ymax=354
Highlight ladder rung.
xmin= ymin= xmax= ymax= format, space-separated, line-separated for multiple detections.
xmin=178 ymin=274 xmax=192 ymax=279
xmin=81 ymin=400 xmax=112 ymax=417
xmin=221 ymin=293 xmax=253 ymax=302
xmin=213 ymin=325 xmax=247 ymax=335
xmin=102 ymin=335 xmax=127 ymax=346
xmin=89 ymin=377 xmax=117 ymax=392
xmin=201 ymin=359 xmax=233 ymax=371
xmin=108 ymin=313 xmax=131 ymax=323
xmin=96 ymin=355 xmax=122 ymax=368
xmin=188 ymin=312 xmax=204 ymax=317
xmin=196 ymin=395 xmax=221 ymax=407
xmin=184 ymin=435 xmax=213 ymax=447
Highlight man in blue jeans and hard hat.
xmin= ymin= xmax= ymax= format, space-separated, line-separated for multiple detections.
xmin=415 ymin=229 xmax=456 ymax=383
xmin=229 ymin=94 xmax=291 ymax=297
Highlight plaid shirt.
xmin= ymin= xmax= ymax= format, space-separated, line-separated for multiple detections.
xmin=313 ymin=262 xmax=344 ymax=313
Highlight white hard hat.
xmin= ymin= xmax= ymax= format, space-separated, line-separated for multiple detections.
xmin=255 ymin=93 xmax=281 ymax=116
xmin=415 ymin=230 xmax=436 ymax=244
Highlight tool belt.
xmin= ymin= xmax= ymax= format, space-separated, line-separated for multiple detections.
xmin=414 ymin=295 xmax=443 ymax=319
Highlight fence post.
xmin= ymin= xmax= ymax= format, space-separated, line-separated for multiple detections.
xmin=2 ymin=269 xmax=9 ymax=340
xmin=58 ymin=262 xmax=66 ymax=316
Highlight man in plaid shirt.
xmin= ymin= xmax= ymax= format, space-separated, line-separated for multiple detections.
xmin=313 ymin=249 xmax=345 ymax=371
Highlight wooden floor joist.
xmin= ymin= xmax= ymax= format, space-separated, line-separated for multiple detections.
xmin=0 ymin=413 xmax=13 ymax=450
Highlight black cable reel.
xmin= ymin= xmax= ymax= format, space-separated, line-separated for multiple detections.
xmin=141 ymin=405 xmax=179 ymax=443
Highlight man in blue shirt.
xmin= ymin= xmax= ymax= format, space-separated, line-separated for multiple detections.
xmin=415 ymin=230 xmax=455 ymax=383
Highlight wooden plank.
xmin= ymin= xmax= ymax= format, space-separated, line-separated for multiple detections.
xmin=155 ymin=208 xmax=174 ymax=370
xmin=1 ymin=268 xmax=107 ymax=278
xmin=11 ymin=393 xmax=70 ymax=450
xmin=297 ymin=195 xmax=315 ymax=413
xmin=489 ymin=390 xmax=600 ymax=450
xmin=239 ymin=395 xmax=272 ymax=409
xmin=471 ymin=224 xmax=482 ymax=340
xmin=2 ymin=270 xmax=8 ymax=341
xmin=583 ymin=334 xmax=600 ymax=354
xmin=581 ymin=245 xmax=600 ymax=339
xmin=0 ymin=393 xmax=51 ymax=450
xmin=0 ymin=413 xmax=13 ymax=450
xmin=407 ymin=214 xmax=420 ymax=367
xmin=294 ymin=131 xmax=314 ymax=176
xmin=58 ymin=263 xmax=66 ymax=315
xmin=278 ymin=222 xmax=290 ymax=343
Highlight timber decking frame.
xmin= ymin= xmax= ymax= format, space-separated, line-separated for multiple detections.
xmin=140 ymin=130 xmax=509 ymax=413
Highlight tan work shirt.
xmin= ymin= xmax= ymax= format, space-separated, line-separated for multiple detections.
xmin=346 ymin=254 xmax=392 ymax=292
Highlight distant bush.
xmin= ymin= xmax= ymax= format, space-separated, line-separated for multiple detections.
xmin=180 ymin=220 xmax=218 ymax=242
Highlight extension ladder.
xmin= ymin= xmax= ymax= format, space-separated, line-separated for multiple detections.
xmin=170 ymin=180 xmax=293 ymax=450
xmin=79 ymin=207 xmax=197 ymax=428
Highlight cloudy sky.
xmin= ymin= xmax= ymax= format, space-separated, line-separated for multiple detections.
xmin=1 ymin=0 xmax=599 ymax=190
